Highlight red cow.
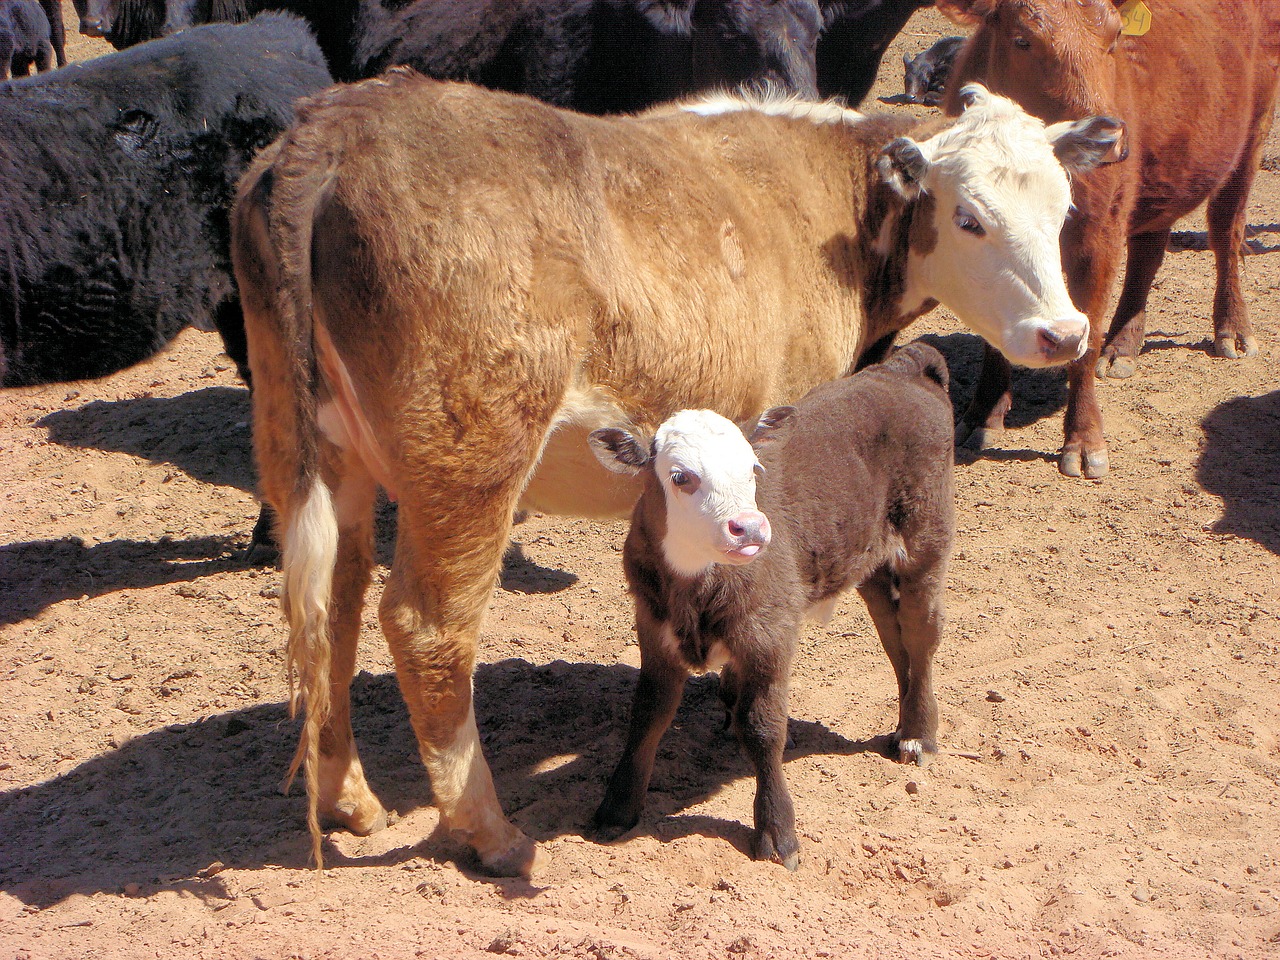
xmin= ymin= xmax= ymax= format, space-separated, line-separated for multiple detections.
xmin=941 ymin=0 xmax=1280 ymax=478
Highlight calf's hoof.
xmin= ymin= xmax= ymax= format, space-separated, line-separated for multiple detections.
xmin=1096 ymin=352 xmax=1137 ymax=379
xmin=752 ymin=830 xmax=800 ymax=872
xmin=895 ymin=737 xmax=933 ymax=767
xmin=476 ymin=830 xmax=543 ymax=879
xmin=1214 ymin=335 xmax=1259 ymax=360
xmin=1059 ymin=446 xmax=1109 ymax=479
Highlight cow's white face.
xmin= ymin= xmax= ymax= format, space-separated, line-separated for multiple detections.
xmin=590 ymin=410 xmax=779 ymax=578
xmin=882 ymin=84 xmax=1124 ymax=368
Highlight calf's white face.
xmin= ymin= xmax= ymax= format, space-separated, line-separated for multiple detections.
xmin=590 ymin=409 xmax=787 ymax=578
xmin=881 ymin=84 xmax=1126 ymax=368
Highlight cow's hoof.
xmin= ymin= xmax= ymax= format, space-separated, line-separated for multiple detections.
xmin=957 ymin=425 xmax=1002 ymax=453
xmin=1096 ymin=353 xmax=1136 ymax=379
xmin=477 ymin=831 xmax=543 ymax=879
xmin=330 ymin=799 xmax=388 ymax=836
xmin=591 ymin=806 xmax=640 ymax=844
xmin=1059 ymin=448 xmax=1109 ymax=479
xmin=752 ymin=831 xmax=800 ymax=871
xmin=1214 ymin=335 xmax=1259 ymax=359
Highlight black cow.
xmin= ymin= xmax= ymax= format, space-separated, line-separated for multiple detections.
xmin=75 ymin=0 xmax=929 ymax=108
xmin=903 ymin=34 xmax=963 ymax=106
xmin=0 ymin=13 xmax=332 ymax=387
xmin=0 ymin=0 xmax=54 ymax=79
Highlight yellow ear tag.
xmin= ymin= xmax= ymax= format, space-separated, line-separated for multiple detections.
xmin=1119 ymin=0 xmax=1152 ymax=36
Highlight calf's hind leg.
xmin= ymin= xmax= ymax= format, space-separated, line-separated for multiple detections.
xmin=379 ymin=485 xmax=539 ymax=878
xmin=858 ymin=566 xmax=942 ymax=765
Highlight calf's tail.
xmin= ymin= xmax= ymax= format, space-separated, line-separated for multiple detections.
xmin=231 ymin=136 xmax=340 ymax=870
xmin=885 ymin=340 xmax=950 ymax=392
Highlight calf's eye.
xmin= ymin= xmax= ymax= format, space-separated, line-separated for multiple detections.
xmin=1013 ymin=35 xmax=1032 ymax=50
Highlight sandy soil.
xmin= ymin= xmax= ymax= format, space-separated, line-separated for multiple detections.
xmin=3 ymin=7 xmax=1279 ymax=960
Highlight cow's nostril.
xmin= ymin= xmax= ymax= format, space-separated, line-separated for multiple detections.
xmin=728 ymin=519 xmax=745 ymax=536
xmin=1038 ymin=327 xmax=1063 ymax=350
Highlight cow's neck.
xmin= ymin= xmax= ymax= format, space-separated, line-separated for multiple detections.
xmin=857 ymin=179 xmax=938 ymax=363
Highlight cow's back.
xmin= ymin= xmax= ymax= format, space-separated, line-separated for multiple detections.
xmin=276 ymin=74 xmax=898 ymax=433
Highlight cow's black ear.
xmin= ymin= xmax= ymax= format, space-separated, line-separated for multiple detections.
xmin=113 ymin=108 xmax=160 ymax=157
xmin=877 ymin=137 xmax=929 ymax=200
xmin=589 ymin=427 xmax=651 ymax=476
xmin=1048 ymin=115 xmax=1128 ymax=173
xmin=748 ymin=405 xmax=796 ymax=454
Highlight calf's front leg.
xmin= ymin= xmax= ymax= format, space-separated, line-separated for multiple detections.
xmin=593 ymin=619 xmax=686 ymax=841
xmin=729 ymin=659 xmax=799 ymax=870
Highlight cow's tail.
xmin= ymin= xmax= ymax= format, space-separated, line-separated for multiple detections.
xmin=232 ymin=133 xmax=341 ymax=871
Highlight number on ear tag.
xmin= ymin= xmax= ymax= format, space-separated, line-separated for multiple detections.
xmin=1119 ymin=0 xmax=1152 ymax=37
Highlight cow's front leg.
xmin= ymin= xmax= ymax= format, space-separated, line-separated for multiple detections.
xmin=593 ymin=619 xmax=686 ymax=842
xmin=730 ymin=662 xmax=798 ymax=870
xmin=956 ymin=342 xmax=1013 ymax=453
xmin=1206 ymin=113 xmax=1269 ymax=359
xmin=1096 ymin=227 xmax=1172 ymax=379
xmin=1060 ymin=217 xmax=1125 ymax=479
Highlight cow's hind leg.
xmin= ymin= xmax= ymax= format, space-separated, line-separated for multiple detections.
xmin=306 ymin=445 xmax=385 ymax=836
xmin=858 ymin=566 xmax=941 ymax=765
xmin=593 ymin=614 xmax=686 ymax=842
xmin=379 ymin=480 xmax=539 ymax=877
xmin=1096 ymin=227 xmax=1171 ymax=379
xmin=1205 ymin=110 xmax=1270 ymax=359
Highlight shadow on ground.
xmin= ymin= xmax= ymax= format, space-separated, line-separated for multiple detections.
xmin=0 ymin=659 xmax=884 ymax=907
xmin=1197 ymin=389 xmax=1280 ymax=555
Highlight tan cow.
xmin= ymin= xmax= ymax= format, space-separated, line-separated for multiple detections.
xmin=231 ymin=71 xmax=1121 ymax=876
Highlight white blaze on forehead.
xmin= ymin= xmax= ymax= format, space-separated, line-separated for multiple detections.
xmin=653 ymin=410 xmax=764 ymax=577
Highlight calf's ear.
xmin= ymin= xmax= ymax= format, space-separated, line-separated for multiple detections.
xmin=935 ymin=0 xmax=992 ymax=27
xmin=748 ymin=405 xmax=797 ymax=455
xmin=1047 ymin=115 xmax=1128 ymax=173
xmin=589 ymin=427 xmax=651 ymax=476
xmin=878 ymin=137 xmax=930 ymax=200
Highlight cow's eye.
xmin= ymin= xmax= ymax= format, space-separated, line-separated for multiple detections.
xmin=1013 ymin=35 xmax=1032 ymax=50
xmin=954 ymin=208 xmax=986 ymax=237
xmin=670 ymin=469 xmax=701 ymax=494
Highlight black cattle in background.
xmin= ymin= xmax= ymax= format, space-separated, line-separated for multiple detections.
xmin=0 ymin=13 xmax=332 ymax=387
xmin=73 ymin=0 xmax=930 ymax=108
xmin=0 ymin=0 xmax=55 ymax=79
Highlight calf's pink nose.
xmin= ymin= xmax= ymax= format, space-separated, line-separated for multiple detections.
xmin=728 ymin=510 xmax=771 ymax=545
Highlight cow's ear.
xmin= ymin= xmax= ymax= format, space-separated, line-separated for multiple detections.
xmin=877 ymin=137 xmax=930 ymax=200
xmin=589 ymin=427 xmax=651 ymax=476
xmin=935 ymin=0 xmax=991 ymax=27
xmin=113 ymin=108 xmax=160 ymax=157
xmin=1047 ymin=115 xmax=1128 ymax=173
xmin=748 ymin=405 xmax=796 ymax=459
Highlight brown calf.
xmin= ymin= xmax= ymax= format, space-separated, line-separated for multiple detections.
xmin=941 ymin=0 xmax=1280 ymax=478
xmin=589 ymin=342 xmax=955 ymax=870
xmin=232 ymin=71 xmax=1122 ymax=876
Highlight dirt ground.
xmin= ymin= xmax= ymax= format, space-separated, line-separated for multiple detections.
xmin=3 ymin=7 xmax=1280 ymax=960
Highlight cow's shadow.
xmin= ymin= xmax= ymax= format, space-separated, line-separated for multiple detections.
xmin=1197 ymin=390 xmax=1280 ymax=555
xmin=0 ymin=659 xmax=883 ymax=907
xmin=39 ymin=387 xmax=258 ymax=494
xmin=0 ymin=535 xmax=248 ymax=627
xmin=915 ymin=331 xmax=1069 ymax=433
